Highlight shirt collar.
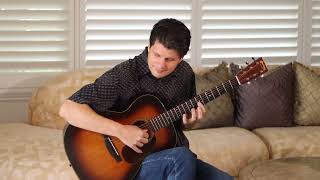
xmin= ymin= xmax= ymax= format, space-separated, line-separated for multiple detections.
xmin=137 ymin=47 xmax=151 ymax=77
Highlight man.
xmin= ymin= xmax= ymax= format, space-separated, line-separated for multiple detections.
xmin=59 ymin=18 xmax=233 ymax=180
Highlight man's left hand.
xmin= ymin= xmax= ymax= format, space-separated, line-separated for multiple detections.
xmin=182 ymin=102 xmax=206 ymax=128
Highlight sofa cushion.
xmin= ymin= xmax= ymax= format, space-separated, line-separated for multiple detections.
xmin=230 ymin=63 xmax=295 ymax=130
xmin=28 ymin=69 xmax=106 ymax=129
xmin=293 ymin=62 xmax=320 ymax=125
xmin=253 ymin=126 xmax=320 ymax=159
xmin=189 ymin=62 xmax=234 ymax=130
xmin=0 ymin=123 xmax=77 ymax=180
xmin=239 ymin=157 xmax=320 ymax=180
xmin=184 ymin=127 xmax=269 ymax=177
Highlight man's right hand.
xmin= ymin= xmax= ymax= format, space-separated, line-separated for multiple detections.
xmin=118 ymin=125 xmax=149 ymax=153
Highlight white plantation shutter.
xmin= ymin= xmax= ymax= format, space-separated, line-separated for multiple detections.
xmin=0 ymin=0 xmax=73 ymax=99
xmin=312 ymin=0 xmax=320 ymax=66
xmin=81 ymin=0 xmax=192 ymax=68
xmin=0 ymin=0 xmax=73 ymax=73
xmin=200 ymin=0 xmax=299 ymax=66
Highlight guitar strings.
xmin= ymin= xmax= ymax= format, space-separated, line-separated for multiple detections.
xmin=108 ymin=80 xmax=237 ymax=145
xmin=111 ymin=83 xmax=232 ymax=143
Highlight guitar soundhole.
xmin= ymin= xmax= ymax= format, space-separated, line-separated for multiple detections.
xmin=122 ymin=120 xmax=155 ymax=164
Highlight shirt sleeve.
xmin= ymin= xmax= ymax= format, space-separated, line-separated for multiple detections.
xmin=189 ymin=71 xmax=197 ymax=99
xmin=68 ymin=68 xmax=119 ymax=113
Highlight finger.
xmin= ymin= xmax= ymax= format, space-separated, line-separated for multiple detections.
xmin=191 ymin=108 xmax=197 ymax=121
xmin=143 ymin=130 xmax=149 ymax=138
xmin=132 ymin=145 xmax=142 ymax=153
xmin=196 ymin=107 xmax=203 ymax=120
xmin=197 ymin=102 xmax=206 ymax=113
xmin=136 ymin=141 xmax=144 ymax=147
xmin=140 ymin=138 xmax=149 ymax=144
xmin=182 ymin=114 xmax=187 ymax=124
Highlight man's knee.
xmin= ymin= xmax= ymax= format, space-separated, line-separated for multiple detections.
xmin=172 ymin=147 xmax=196 ymax=166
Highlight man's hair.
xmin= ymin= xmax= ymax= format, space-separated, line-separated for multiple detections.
xmin=149 ymin=18 xmax=191 ymax=58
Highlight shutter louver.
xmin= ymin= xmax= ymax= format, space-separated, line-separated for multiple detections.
xmin=312 ymin=0 xmax=320 ymax=66
xmin=82 ymin=0 xmax=192 ymax=68
xmin=200 ymin=0 xmax=299 ymax=66
xmin=0 ymin=0 xmax=73 ymax=73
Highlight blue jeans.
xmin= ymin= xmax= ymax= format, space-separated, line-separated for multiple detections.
xmin=135 ymin=147 xmax=234 ymax=180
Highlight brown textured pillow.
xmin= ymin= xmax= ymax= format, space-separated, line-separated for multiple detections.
xmin=294 ymin=62 xmax=320 ymax=125
xmin=188 ymin=62 xmax=234 ymax=130
xmin=231 ymin=63 xmax=295 ymax=130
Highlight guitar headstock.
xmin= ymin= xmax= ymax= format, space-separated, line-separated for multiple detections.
xmin=236 ymin=57 xmax=268 ymax=85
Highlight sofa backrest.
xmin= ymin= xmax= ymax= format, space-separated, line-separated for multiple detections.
xmin=28 ymin=64 xmax=320 ymax=130
xmin=28 ymin=68 xmax=106 ymax=129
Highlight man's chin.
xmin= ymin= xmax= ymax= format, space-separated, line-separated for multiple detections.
xmin=152 ymin=71 xmax=168 ymax=79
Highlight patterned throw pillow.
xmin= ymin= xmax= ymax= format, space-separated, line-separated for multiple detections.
xmin=230 ymin=63 xmax=295 ymax=130
xmin=294 ymin=62 xmax=320 ymax=125
xmin=187 ymin=62 xmax=234 ymax=130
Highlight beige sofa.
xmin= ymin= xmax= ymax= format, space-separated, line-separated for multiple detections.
xmin=1 ymin=63 xmax=320 ymax=180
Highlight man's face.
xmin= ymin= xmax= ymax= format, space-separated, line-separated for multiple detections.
xmin=147 ymin=40 xmax=183 ymax=79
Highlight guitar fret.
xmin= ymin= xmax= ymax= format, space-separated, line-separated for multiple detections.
xmin=186 ymin=101 xmax=191 ymax=111
xmin=178 ymin=105 xmax=184 ymax=116
xmin=169 ymin=110 xmax=176 ymax=122
xmin=159 ymin=114 xmax=166 ymax=127
xmin=152 ymin=119 xmax=159 ymax=131
xmin=173 ymin=108 xmax=180 ymax=119
xmin=216 ymin=87 xmax=221 ymax=96
xmin=204 ymin=92 xmax=210 ymax=102
xmin=155 ymin=117 xmax=161 ymax=130
xmin=210 ymin=89 xmax=215 ymax=99
xmin=181 ymin=104 xmax=187 ymax=114
xmin=150 ymin=119 xmax=156 ymax=131
xmin=165 ymin=112 xmax=172 ymax=124
xmin=222 ymin=82 xmax=227 ymax=92
xmin=164 ymin=113 xmax=170 ymax=125
xmin=159 ymin=113 xmax=166 ymax=126
xmin=189 ymin=100 xmax=195 ymax=109
xmin=199 ymin=94 xmax=204 ymax=104
xmin=155 ymin=117 xmax=162 ymax=129
xmin=193 ymin=97 xmax=198 ymax=105
xmin=160 ymin=114 xmax=166 ymax=127
xmin=166 ymin=112 xmax=172 ymax=125
xmin=228 ymin=80 xmax=234 ymax=90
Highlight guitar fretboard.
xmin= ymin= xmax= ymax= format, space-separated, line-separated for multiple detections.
xmin=149 ymin=77 xmax=239 ymax=131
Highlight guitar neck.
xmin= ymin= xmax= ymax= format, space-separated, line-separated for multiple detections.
xmin=149 ymin=77 xmax=239 ymax=131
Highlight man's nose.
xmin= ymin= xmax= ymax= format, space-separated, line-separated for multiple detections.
xmin=158 ymin=58 xmax=167 ymax=69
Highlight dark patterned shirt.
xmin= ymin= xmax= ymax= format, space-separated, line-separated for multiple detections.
xmin=69 ymin=47 xmax=196 ymax=147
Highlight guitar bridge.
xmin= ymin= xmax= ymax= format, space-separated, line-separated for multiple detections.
xmin=104 ymin=136 xmax=122 ymax=162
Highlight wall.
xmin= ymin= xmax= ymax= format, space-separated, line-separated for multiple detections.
xmin=0 ymin=101 xmax=29 ymax=123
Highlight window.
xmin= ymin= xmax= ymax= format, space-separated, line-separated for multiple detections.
xmin=80 ymin=0 xmax=192 ymax=68
xmin=0 ymin=0 xmax=74 ymax=99
xmin=312 ymin=0 xmax=320 ymax=66
xmin=80 ymin=0 xmax=303 ymax=68
xmin=200 ymin=0 xmax=299 ymax=66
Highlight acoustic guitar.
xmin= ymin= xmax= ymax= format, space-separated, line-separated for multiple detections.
xmin=63 ymin=58 xmax=268 ymax=180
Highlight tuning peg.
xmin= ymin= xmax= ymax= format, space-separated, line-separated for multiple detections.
xmin=246 ymin=61 xmax=249 ymax=65
xmin=252 ymin=57 xmax=256 ymax=61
